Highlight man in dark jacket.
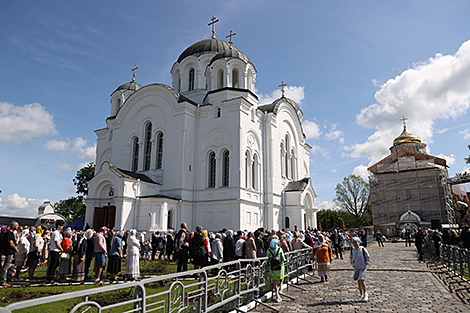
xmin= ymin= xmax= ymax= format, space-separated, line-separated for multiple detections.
xmin=0 ymin=222 xmax=19 ymax=286
xmin=414 ymin=228 xmax=424 ymax=262
xmin=223 ymin=230 xmax=236 ymax=262
xmin=330 ymin=228 xmax=343 ymax=259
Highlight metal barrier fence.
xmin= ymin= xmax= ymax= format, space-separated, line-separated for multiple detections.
xmin=439 ymin=244 xmax=470 ymax=288
xmin=0 ymin=248 xmax=315 ymax=313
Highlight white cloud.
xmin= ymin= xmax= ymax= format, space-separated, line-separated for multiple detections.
xmin=56 ymin=162 xmax=75 ymax=171
xmin=303 ymin=120 xmax=322 ymax=140
xmin=0 ymin=102 xmax=57 ymax=143
xmin=353 ymin=164 xmax=370 ymax=180
xmin=0 ymin=194 xmax=49 ymax=218
xmin=310 ymin=144 xmax=329 ymax=158
xmin=70 ymin=137 xmax=96 ymax=161
xmin=437 ymin=128 xmax=449 ymax=134
xmin=330 ymin=169 xmax=337 ymax=173
xmin=436 ymin=153 xmax=456 ymax=166
xmin=324 ymin=124 xmax=344 ymax=141
xmin=317 ymin=200 xmax=336 ymax=211
xmin=258 ymin=85 xmax=305 ymax=105
xmin=45 ymin=139 xmax=70 ymax=152
xmin=348 ymin=40 xmax=470 ymax=164
xmin=460 ymin=129 xmax=470 ymax=140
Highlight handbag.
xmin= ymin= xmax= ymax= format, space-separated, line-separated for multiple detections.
xmin=61 ymin=252 xmax=71 ymax=259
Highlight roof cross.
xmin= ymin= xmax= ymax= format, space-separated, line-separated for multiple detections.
xmin=401 ymin=116 xmax=408 ymax=128
xmin=131 ymin=64 xmax=138 ymax=82
xmin=279 ymin=81 xmax=287 ymax=97
xmin=226 ymin=30 xmax=236 ymax=49
xmin=208 ymin=16 xmax=220 ymax=39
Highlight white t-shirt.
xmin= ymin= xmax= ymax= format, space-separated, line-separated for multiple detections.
xmin=50 ymin=230 xmax=61 ymax=252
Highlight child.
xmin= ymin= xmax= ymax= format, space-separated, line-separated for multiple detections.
xmin=350 ymin=237 xmax=370 ymax=302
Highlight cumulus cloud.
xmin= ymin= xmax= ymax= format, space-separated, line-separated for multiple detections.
xmin=303 ymin=120 xmax=322 ymax=140
xmin=330 ymin=169 xmax=337 ymax=173
xmin=258 ymin=85 xmax=305 ymax=105
xmin=347 ymin=40 xmax=470 ymax=164
xmin=460 ymin=129 xmax=470 ymax=140
xmin=317 ymin=200 xmax=338 ymax=211
xmin=436 ymin=153 xmax=456 ymax=166
xmin=45 ymin=139 xmax=70 ymax=152
xmin=352 ymin=164 xmax=370 ymax=180
xmin=0 ymin=102 xmax=57 ymax=143
xmin=0 ymin=194 xmax=49 ymax=217
xmin=70 ymin=137 xmax=96 ymax=161
xmin=324 ymin=124 xmax=344 ymax=141
xmin=310 ymin=144 xmax=329 ymax=158
xmin=55 ymin=162 xmax=75 ymax=171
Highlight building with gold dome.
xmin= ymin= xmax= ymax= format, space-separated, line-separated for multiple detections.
xmin=368 ymin=120 xmax=452 ymax=236
xmin=84 ymin=19 xmax=317 ymax=232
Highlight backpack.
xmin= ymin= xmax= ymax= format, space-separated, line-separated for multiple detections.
xmin=269 ymin=248 xmax=282 ymax=271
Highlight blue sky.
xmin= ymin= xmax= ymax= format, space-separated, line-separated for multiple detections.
xmin=1 ymin=0 xmax=470 ymax=217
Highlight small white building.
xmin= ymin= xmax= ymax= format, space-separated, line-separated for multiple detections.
xmin=85 ymin=32 xmax=317 ymax=232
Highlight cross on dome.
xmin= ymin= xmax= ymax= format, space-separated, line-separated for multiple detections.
xmin=401 ymin=116 xmax=408 ymax=128
xmin=226 ymin=30 xmax=236 ymax=49
xmin=279 ymin=81 xmax=287 ymax=97
xmin=131 ymin=64 xmax=138 ymax=82
xmin=208 ymin=16 xmax=220 ymax=39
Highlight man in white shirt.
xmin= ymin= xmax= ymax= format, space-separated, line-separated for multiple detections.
xmin=46 ymin=220 xmax=64 ymax=282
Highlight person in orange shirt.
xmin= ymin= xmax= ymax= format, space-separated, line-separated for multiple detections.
xmin=312 ymin=234 xmax=333 ymax=282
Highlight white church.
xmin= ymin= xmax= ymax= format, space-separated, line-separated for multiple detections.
xmin=85 ymin=20 xmax=318 ymax=232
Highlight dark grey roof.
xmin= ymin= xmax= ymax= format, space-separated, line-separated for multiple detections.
xmin=258 ymin=96 xmax=301 ymax=115
xmin=109 ymin=164 xmax=158 ymax=184
xmin=113 ymin=81 xmax=142 ymax=94
xmin=285 ymin=177 xmax=310 ymax=192
xmin=0 ymin=216 xmax=36 ymax=227
xmin=139 ymin=194 xmax=181 ymax=201
xmin=177 ymin=39 xmax=239 ymax=63
xmin=209 ymin=48 xmax=251 ymax=66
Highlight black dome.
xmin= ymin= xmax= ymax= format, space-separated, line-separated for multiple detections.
xmin=177 ymin=39 xmax=238 ymax=63
xmin=209 ymin=49 xmax=250 ymax=65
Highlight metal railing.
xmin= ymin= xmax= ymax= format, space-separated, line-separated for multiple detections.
xmin=0 ymin=248 xmax=315 ymax=313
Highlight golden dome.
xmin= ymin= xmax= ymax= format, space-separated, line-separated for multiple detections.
xmin=393 ymin=126 xmax=422 ymax=146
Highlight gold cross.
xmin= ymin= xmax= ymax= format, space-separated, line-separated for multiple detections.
xmin=226 ymin=30 xmax=236 ymax=49
xmin=279 ymin=81 xmax=287 ymax=97
xmin=208 ymin=16 xmax=220 ymax=39
xmin=131 ymin=64 xmax=138 ymax=82
xmin=400 ymin=116 xmax=408 ymax=128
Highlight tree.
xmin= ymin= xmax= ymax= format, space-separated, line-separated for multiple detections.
xmin=54 ymin=196 xmax=86 ymax=222
xmin=334 ymin=174 xmax=371 ymax=228
xmin=73 ymin=162 xmax=95 ymax=196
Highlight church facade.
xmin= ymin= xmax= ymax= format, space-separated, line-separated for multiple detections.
xmin=85 ymin=29 xmax=317 ymax=232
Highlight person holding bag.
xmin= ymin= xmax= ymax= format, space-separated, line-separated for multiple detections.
xmin=312 ymin=234 xmax=333 ymax=282
xmin=267 ymin=238 xmax=285 ymax=302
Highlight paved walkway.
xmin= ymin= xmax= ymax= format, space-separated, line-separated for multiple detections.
xmin=250 ymin=242 xmax=470 ymax=312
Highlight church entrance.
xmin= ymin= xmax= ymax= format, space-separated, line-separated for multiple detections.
xmin=93 ymin=205 xmax=116 ymax=230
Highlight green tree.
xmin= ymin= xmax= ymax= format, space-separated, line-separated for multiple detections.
xmin=54 ymin=196 xmax=86 ymax=222
xmin=73 ymin=162 xmax=95 ymax=196
xmin=334 ymin=174 xmax=370 ymax=228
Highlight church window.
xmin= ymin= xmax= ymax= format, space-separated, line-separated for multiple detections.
xmin=175 ymin=70 xmax=180 ymax=92
xmin=285 ymin=135 xmax=290 ymax=179
xmin=216 ymin=107 xmax=221 ymax=118
xmin=247 ymin=69 xmax=253 ymax=91
xmin=143 ymin=123 xmax=152 ymax=171
xmin=222 ymin=150 xmax=230 ymax=187
xmin=132 ymin=137 xmax=139 ymax=172
xmin=218 ymin=69 xmax=224 ymax=89
xmin=232 ymin=69 xmax=239 ymax=88
xmin=208 ymin=151 xmax=216 ymax=188
xmin=285 ymin=216 xmax=290 ymax=229
xmin=156 ymin=132 xmax=164 ymax=169
xmin=291 ymin=149 xmax=296 ymax=180
xmin=189 ymin=68 xmax=195 ymax=91
xmin=245 ymin=151 xmax=251 ymax=188
xmin=252 ymin=154 xmax=258 ymax=190
xmin=280 ymin=143 xmax=285 ymax=177
xmin=167 ymin=210 xmax=174 ymax=230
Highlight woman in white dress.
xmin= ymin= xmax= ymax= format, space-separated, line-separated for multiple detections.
xmin=126 ymin=229 xmax=141 ymax=280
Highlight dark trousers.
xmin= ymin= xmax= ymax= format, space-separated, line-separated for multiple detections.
xmin=377 ymin=238 xmax=384 ymax=247
xmin=46 ymin=251 xmax=60 ymax=281
xmin=84 ymin=252 xmax=93 ymax=279
xmin=405 ymin=238 xmax=412 ymax=247
xmin=151 ymin=245 xmax=158 ymax=260
xmin=176 ymin=249 xmax=189 ymax=272
xmin=0 ymin=254 xmax=13 ymax=283
xmin=333 ymin=243 xmax=343 ymax=259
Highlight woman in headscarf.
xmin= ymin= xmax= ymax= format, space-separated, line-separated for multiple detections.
xmin=73 ymin=229 xmax=89 ymax=282
xmin=15 ymin=229 xmax=30 ymax=280
xmin=279 ymin=233 xmax=290 ymax=253
xmin=291 ymin=231 xmax=310 ymax=251
xmin=27 ymin=226 xmax=44 ymax=281
xmin=267 ymin=237 xmax=285 ymax=302
xmin=59 ymin=228 xmax=73 ymax=281
xmin=126 ymin=229 xmax=140 ymax=280
xmin=312 ymin=234 xmax=333 ymax=282
xmin=108 ymin=230 xmax=124 ymax=281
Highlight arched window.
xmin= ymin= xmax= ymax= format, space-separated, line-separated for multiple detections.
xmin=208 ymin=151 xmax=216 ymax=188
xmin=232 ymin=69 xmax=239 ymax=88
xmin=188 ymin=68 xmax=195 ymax=91
xmin=247 ymin=69 xmax=253 ymax=91
xmin=252 ymin=154 xmax=258 ymax=190
xmin=132 ymin=137 xmax=139 ymax=172
xmin=245 ymin=151 xmax=251 ymax=188
xmin=167 ymin=210 xmax=174 ymax=230
xmin=116 ymin=98 xmax=121 ymax=108
xmin=280 ymin=143 xmax=285 ymax=177
xmin=156 ymin=132 xmax=164 ymax=169
xmin=285 ymin=216 xmax=290 ymax=229
xmin=175 ymin=70 xmax=180 ymax=92
xmin=291 ymin=149 xmax=296 ymax=180
xmin=222 ymin=150 xmax=230 ymax=187
xmin=285 ymin=135 xmax=290 ymax=179
xmin=216 ymin=107 xmax=221 ymax=118
xmin=143 ymin=123 xmax=152 ymax=171
xmin=218 ymin=69 xmax=224 ymax=89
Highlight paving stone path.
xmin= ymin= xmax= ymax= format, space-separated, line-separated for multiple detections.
xmin=250 ymin=242 xmax=470 ymax=312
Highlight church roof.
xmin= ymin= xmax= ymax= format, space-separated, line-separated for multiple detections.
xmin=285 ymin=177 xmax=311 ymax=192
xmin=393 ymin=126 xmax=422 ymax=146
xmin=367 ymin=148 xmax=448 ymax=174
xmin=113 ymin=81 xmax=142 ymax=93
xmin=139 ymin=194 xmax=181 ymax=201
xmin=209 ymin=48 xmax=251 ymax=66
xmin=177 ymin=39 xmax=240 ymax=63
xmin=258 ymin=96 xmax=301 ymax=115
xmin=109 ymin=164 xmax=158 ymax=184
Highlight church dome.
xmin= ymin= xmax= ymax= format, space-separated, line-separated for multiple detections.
xmin=393 ymin=126 xmax=422 ymax=146
xmin=209 ymin=48 xmax=251 ymax=65
xmin=115 ymin=81 xmax=142 ymax=93
xmin=177 ymin=39 xmax=238 ymax=63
